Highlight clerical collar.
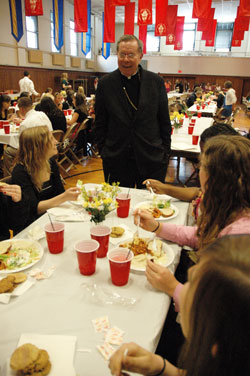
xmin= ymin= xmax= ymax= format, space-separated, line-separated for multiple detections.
xmin=120 ymin=69 xmax=139 ymax=80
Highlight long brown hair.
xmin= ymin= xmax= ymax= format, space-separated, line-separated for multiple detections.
xmin=197 ymin=135 xmax=250 ymax=250
xmin=178 ymin=234 xmax=250 ymax=376
xmin=15 ymin=126 xmax=51 ymax=190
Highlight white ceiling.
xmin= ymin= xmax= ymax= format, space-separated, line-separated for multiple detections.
xmin=68 ymin=0 xmax=240 ymax=23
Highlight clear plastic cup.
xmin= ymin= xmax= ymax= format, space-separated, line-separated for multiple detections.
xmin=90 ymin=225 xmax=111 ymax=258
xmin=107 ymin=248 xmax=133 ymax=286
xmin=75 ymin=239 xmax=99 ymax=275
xmin=44 ymin=222 xmax=64 ymax=254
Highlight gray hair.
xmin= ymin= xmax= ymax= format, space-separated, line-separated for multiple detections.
xmin=116 ymin=35 xmax=143 ymax=54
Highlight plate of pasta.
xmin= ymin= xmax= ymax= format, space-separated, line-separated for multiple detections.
xmin=118 ymin=237 xmax=175 ymax=272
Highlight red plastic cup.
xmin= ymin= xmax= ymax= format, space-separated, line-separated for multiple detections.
xmin=90 ymin=225 xmax=111 ymax=258
xmin=116 ymin=193 xmax=131 ymax=218
xmin=107 ymin=248 xmax=133 ymax=286
xmin=184 ymin=113 xmax=188 ymax=118
xmin=63 ymin=109 xmax=68 ymax=116
xmin=3 ymin=123 xmax=10 ymax=134
xmin=190 ymin=118 xmax=196 ymax=125
xmin=0 ymin=121 xmax=3 ymax=129
xmin=192 ymin=135 xmax=199 ymax=145
xmin=201 ymin=104 xmax=205 ymax=109
xmin=197 ymin=112 xmax=202 ymax=118
xmin=171 ymin=127 xmax=174 ymax=135
xmin=44 ymin=222 xmax=64 ymax=254
xmin=13 ymin=102 xmax=17 ymax=107
xmin=68 ymin=109 xmax=73 ymax=115
xmin=196 ymin=104 xmax=200 ymax=110
xmin=188 ymin=126 xmax=194 ymax=135
xmin=75 ymin=239 xmax=99 ymax=275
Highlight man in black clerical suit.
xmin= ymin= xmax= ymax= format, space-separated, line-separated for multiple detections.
xmin=94 ymin=35 xmax=171 ymax=188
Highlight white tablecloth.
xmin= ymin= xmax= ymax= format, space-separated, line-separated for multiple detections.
xmin=0 ymin=128 xmax=19 ymax=148
xmin=188 ymin=102 xmax=217 ymax=116
xmin=0 ymin=187 xmax=189 ymax=376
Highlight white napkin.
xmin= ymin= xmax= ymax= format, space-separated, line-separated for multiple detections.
xmin=109 ymin=225 xmax=134 ymax=245
xmin=28 ymin=225 xmax=45 ymax=241
xmin=172 ymin=142 xmax=199 ymax=151
xmin=5 ymin=333 xmax=77 ymax=376
xmin=0 ymin=277 xmax=34 ymax=304
xmin=47 ymin=207 xmax=89 ymax=222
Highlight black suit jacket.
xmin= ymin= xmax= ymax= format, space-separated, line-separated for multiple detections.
xmin=94 ymin=67 xmax=171 ymax=175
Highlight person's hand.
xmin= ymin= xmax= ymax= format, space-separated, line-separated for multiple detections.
xmin=109 ymin=342 xmax=164 ymax=376
xmin=146 ymin=260 xmax=178 ymax=296
xmin=133 ymin=208 xmax=159 ymax=233
xmin=143 ymin=179 xmax=167 ymax=194
xmin=63 ymin=187 xmax=80 ymax=201
xmin=0 ymin=184 xmax=22 ymax=203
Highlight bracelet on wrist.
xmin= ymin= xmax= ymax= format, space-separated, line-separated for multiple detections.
xmin=153 ymin=357 xmax=166 ymax=376
xmin=152 ymin=222 xmax=160 ymax=233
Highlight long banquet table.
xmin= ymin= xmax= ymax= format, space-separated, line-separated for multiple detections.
xmin=0 ymin=187 xmax=189 ymax=376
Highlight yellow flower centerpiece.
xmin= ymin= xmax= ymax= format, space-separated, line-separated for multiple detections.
xmin=170 ymin=111 xmax=184 ymax=129
xmin=77 ymin=181 xmax=121 ymax=224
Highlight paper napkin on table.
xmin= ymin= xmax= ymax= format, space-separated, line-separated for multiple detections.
xmin=5 ymin=333 xmax=77 ymax=376
xmin=28 ymin=225 xmax=45 ymax=241
xmin=47 ymin=207 xmax=89 ymax=222
xmin=0 ymin=277 xmax=34 ymax=304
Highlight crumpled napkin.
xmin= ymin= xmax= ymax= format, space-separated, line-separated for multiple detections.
xmin=28 ymin=266 xmax=55 ymax=280
xmin=28 ymin=225 xmax=45 ymax=241
xmin=0 ymin=277 xmax=34 ymax=304
xmin=47 ymin=207 xmax=89 ymax=222
xmin=109 ymin=225 xmax=134 ymax=245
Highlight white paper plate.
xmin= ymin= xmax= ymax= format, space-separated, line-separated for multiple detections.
xmin=118 ymin=238 xmax=175 ymax=272
xmin=0 ymin=239 xmax=44 ymax=274
xmin=134 ymin=201 xmax=179 ymax=221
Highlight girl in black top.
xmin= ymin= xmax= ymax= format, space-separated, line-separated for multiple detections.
xmin=0 ymin=94 xmax=11 ymax=121
xmin=67 ymin=94 xmax=88 ymax=156
xmin=40 ymin=96 xmax=67 ymax=133
xmin=11 ymin=126 xmax=80 ymax=231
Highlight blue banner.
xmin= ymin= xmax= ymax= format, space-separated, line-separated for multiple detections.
xmin=9 ymin=0 xmax=23 ymax=42
xmin=53 ymin=0 xmax=64 ymax=51
xmin=81 ymin=0 xmax=91 ymax=55
xmin=102 ymin=12 xmax=110 ymax=60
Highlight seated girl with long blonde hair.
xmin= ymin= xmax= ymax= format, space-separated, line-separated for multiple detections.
xmin=11 ymin=126 xmax=79 ymax=232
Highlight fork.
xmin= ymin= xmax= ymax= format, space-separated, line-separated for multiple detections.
xmin=132 ymin=212 xmax=140 ymax=245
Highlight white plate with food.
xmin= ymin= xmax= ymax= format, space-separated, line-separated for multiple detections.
xmin=134 ymin=200 xmax=179 ymax=221
xmin=0 ymin=239 xmax=44 ymax=274
xmin=119 ymin=237 xmax=175 ymax=272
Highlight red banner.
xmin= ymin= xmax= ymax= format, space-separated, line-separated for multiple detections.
xmin=231 ymin=28 xmax=245 ymax=47
xmin=234 ymin=16 xmax=249 ymax=32
xmin=74 ymin=0 xmax=88 ymax=32
xmin=111 ymin=0 xmax=130 ymax=5
xmin=201 ymin=17 xmax=214 ymax=40
xmin=138 ymin=0 xmax=152 ymax=25
xmin=238 ymin=0 xmax=250 ymax=17
xmin=197 ymin=8 xmax=215 ymax=32
xmin=174 ymin=16 xmax=185 ymax=50
xmin=192 ymin=0 xmax=212 ymax=19
xmin=165 ymin=5 xmax=178 ymax=45
xmin=25 ymin=0 xmax=43 ymax=16
xmin=205 ymin=19 xmax=217 ymax=47
xmin=104 ymin=0 xmax=116 ymax=43
xmin=124 ymin=2 xmax=135 ymax=35
xmin=139 ymin=24 xmax=147 ymax=54
xmin=155 ymin=0 xmax=168 ymax=36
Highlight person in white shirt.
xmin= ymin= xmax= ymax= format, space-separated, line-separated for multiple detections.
xmin=221 ymin=81 xmax=237 ymax=117
xmin=3 ymin=97 xmax=52 ymax=176
xmin=19 ymin=71 xmax=40 ymax=97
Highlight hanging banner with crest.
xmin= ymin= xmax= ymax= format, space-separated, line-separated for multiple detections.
xmin=155 ymin=0 xmax=168 ymax=36
xmin=165 ymin=5 xmax=178 ymax=45
xmin=138 ymin=0 xmax=152 ymax=26
xmin=25 ymin=0 xmax=43 ymax=16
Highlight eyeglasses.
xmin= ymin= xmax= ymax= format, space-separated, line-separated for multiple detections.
xmin=118 ymin=53 xmax=136 ymax=60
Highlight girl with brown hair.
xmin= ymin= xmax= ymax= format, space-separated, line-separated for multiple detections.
xmin=133 ymin=135 xmax=250 ymax=298
xmin=109 ymin=235 xmax=250 ymax=376
xmin=11 ymin=126 xmax=79 ymax=231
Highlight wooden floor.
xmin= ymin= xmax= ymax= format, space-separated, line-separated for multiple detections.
xmin=64 ymin=108 xmax=250 ymax=190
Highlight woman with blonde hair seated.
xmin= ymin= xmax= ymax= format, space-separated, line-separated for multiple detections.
xmin=11 ymin=126 xmax=79 ymax=231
